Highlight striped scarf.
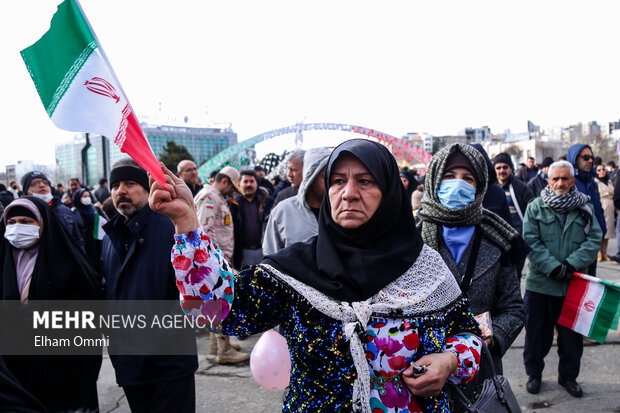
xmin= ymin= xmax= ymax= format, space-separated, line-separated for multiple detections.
xmin=416 ymin=144 xmax=520 ymax=254
xmin=541 ymin=185 xmax=590 ymax=214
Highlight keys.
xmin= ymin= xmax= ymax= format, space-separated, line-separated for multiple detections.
xmin=409 ymin=362 xmax=427 ymax=378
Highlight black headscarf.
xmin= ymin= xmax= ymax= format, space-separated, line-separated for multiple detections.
xmin=264 ymin=139 xmax=424 ymax=302
xmin=72 ymin=188 xmax=96 ymax=229
xmin=0 ymin=197 xmax=99 ymax=300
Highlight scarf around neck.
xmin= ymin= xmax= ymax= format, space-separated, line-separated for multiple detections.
xmin=541 ymin=185 xmax=590 ymax=214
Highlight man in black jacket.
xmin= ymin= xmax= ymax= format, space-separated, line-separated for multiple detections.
xmin=228 ymin=169 xmax=274 ymax=270
xmin=527 ymin=157 xmax=554 ymax=197
xmin=494 ymin=153 xmax=535 ymax=276
xmin=101 ymin=158 xmax=197 ymax=413
xmin=470 ymin=144 xmax=511 ymax=224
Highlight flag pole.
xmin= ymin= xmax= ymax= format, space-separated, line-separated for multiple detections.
xmin=71 ymin=0 xmax=136 ymax=123
xmin=70 ymin=0 xmax=166 ymax=187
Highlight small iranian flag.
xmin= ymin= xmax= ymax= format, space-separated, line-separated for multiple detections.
xmin=558 ymin=272 xmax=620 ymax=344
xmin=93 ymin=213 xmax=107 ymax=240
xmin=20 ymin=0 xmax=166 ymax=187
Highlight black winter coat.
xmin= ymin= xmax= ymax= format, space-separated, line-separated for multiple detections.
xmin=229 ymin=190 xmax=274 ymax=270
xmin=439 ymin=234 xmax=524 ymax=374
xmin=50 ymin=198 xmax=84 ymax=249
xmin=483 ymin=184 xmax=512 ymax=224
xmin=500 ymin=175 xmax=534 ymax=228
xmin=0 ymin=191 xmax=13 ymax=209
xmin=101 ymin=205 xmax=197 ymax=386
xmin=527 ymin=173 xmax=547 ymax=198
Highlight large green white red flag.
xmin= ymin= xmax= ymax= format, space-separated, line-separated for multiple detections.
xmin=558 ymin=272 xmax=620 ymax=344
xmin=20 ymin=0 xmax=166 ymax=187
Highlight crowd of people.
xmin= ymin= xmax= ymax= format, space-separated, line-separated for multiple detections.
xmin=0 ymin=140 xmax=617 ymax=412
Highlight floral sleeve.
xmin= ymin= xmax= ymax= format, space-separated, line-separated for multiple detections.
xmin=171 ymin=228 xmax=235 ymax=326
xmin=444 ymin=332 xmax=483 ymax=385
xmin=170 ymin=227 xmax=289 ymax=335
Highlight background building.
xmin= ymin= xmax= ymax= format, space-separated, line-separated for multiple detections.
xmin=143 ymin=123 xmax=237 ymax=166
xmin=56 ymin=134 xmax=123 ymax=187
xmin=459 ymin=126 xmax=492 ymax=143
xmin=2 ymin=160 xmax=57 ymax=187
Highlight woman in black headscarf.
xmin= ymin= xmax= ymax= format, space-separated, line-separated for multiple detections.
xmin=151 ymin=139 xmax=484 ymax=413
xmin=0 ymin=197 xmax=101 ymax=413
xmin=399 ymin=170 xmax=417 ymax=205
xmin=416 ymin=144 xmax=525 ymax=394
xmin=72 ymin=187 xmax=108 ymax=275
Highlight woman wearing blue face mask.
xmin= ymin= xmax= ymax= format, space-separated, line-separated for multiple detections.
xmin=416 ymin=144 xmax=527 ymax=405
xmin=0 ymin=197 xmax=101 ymax=413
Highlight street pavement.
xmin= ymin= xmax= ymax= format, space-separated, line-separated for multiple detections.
xmin=98 ymin=240 xmax=620 ymax=412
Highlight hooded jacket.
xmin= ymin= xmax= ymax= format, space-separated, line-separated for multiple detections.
xmin=262 ymin=148 xmax=330 ymax=256
xmin=567 ymin=144 xmax=607 ymax=235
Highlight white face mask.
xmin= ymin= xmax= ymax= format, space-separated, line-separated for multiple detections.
xmin=4 ymin=223 xmax=40 ymax=249
xmin=30 ymin=192 xmax=53 ymax=203
xmin=81 ymin=197 xmax=92 ymax=206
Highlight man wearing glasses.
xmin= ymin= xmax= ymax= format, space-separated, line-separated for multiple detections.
xmin=567 ymin=144 xmax=607 ymax=275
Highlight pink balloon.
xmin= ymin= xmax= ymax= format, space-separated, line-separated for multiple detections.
xmin=250 ymin=330 xmax=291 ymax=390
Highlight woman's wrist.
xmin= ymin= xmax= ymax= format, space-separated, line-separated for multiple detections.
xmin=174 ymin=211 xmax=200 ymax=235
xmin=442 ymin=350 xmax=459 ymax=373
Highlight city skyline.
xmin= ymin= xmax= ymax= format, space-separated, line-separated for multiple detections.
xmin=2 ymin=0 xmax=620 ymax=170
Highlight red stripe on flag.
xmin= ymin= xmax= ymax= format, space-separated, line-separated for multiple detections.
xmin=117 ymin=108 xmax=166 ymax=187
xmin=558 ymin=275 xmax=590 ymax=330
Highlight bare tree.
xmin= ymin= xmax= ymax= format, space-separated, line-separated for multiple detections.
xmin=582 ymin=133 xmax=617 ymax=162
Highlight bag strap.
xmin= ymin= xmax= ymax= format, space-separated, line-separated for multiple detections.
xmin=460 ymin=230 xmax=482 ymax=294
xmin=449 ymin=342 xmax=515 ymax=413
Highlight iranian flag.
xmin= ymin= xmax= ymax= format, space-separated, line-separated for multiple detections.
xmin=558 ymin=272 xmax=620 ymax=344
xmin=93 ymin=212 xmax=107 ymax=240
xmin=20 ymin=0 xmax=166 ymax=187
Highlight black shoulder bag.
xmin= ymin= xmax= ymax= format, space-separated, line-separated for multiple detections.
xmin=450 ymin=231 xmax=522 ymax=413
xmin=450 ymin=343 xmax=522 ymax=413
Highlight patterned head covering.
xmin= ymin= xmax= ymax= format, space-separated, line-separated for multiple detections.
xmin=417 ymin=144 xmax=524 ymax=257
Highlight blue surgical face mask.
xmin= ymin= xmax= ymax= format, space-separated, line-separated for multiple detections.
xmin=437 ymin=179 xmax=476 ymax=210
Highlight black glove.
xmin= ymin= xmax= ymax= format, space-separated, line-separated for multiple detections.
xmin=550 ymin=264 xmax=568 ymax=280
xmin=564 ymin=262 xmax=576 ymax=278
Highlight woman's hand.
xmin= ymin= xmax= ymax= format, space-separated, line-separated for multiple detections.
xmin=148 ymin=163 xmax=199 ymax=234
xmin=402 ymin=352 xmax=457 ymax=397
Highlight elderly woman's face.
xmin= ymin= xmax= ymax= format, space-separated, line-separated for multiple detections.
xmin=441 ymin=167 xmax=477 ymax=188
xmin=328 ymin=154 xmax=382 ymax=229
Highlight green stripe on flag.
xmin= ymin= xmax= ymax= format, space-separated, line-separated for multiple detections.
xmin=589 ymin=285 xmax=620 ymax=343
xmin=20 ymin=0 xmax=96 ymax=116
xmin=599 ymin=278 xmax=620 ymax=331
xmin=93 ymin=213 xmax=100 ymax=239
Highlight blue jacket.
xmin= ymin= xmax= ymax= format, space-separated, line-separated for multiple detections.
xmin=567 ymin=144 xmax=607 ymax=235
xmin=101 ymin=205 xmax=197 ymax=386
xmin=51 ymin=197 xmax=84 ymax=249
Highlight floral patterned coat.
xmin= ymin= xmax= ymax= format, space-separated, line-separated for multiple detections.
xmin=172 ymin=228 xmax=482 ymax=413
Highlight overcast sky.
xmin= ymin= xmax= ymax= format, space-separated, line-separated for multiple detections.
xmin=2 ymin=0 xmax=620 ymax=169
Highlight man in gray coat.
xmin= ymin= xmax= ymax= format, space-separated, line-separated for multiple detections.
xmin=263 ymin=147 xmax=330 ymax=255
